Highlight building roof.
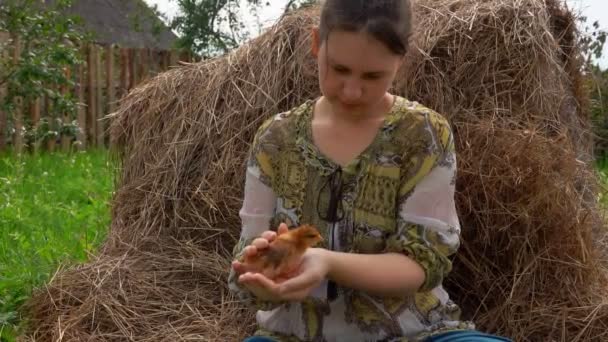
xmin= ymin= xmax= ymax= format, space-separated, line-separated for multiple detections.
xmin=1 ymin=0 xmax=179 ymax=50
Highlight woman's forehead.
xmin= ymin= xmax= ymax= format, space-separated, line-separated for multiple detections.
xmin=324 ymin=31 xmax=400 ymax=71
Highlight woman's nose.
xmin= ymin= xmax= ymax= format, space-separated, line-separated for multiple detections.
xmin=342 ymin=78 xmax=362 ymax=101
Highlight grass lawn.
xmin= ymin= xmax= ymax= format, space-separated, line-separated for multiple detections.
xmin=0 ymin=150 xmax=114 ymax=341
xmin=597 ymin=158 xmax=608 ymax=212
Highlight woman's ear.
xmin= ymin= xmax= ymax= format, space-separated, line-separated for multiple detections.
xmin=311 ymin=27 xmax=320 ymax=58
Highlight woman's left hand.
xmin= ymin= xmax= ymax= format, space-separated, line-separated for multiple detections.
xmin=238 ymin=247 xmax=332 ymax=301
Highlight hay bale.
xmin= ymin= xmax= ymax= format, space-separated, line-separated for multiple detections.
xmin=22 ymin=238 xmax=254 ymax=341
xmin=21 ymin=0 xmax=608 ymax=341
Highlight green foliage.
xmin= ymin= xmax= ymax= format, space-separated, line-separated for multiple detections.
xmin=170 ymin=0 xmax=317 ymax=57
xmin=0 ymin=150 xmax=113 ymax=339
xmin=0 ymin=0 xmax=90 ymax=148
xmin=284 ymin=0 xmax=317 ymax=12
xmin=578 ymin=19 xmax=607 ymax=65
xmin=576 ymin=15 xmax=608 ymax=157
xmin=171 ymin=0 xmax=259 ymax=56
xmin=596 ymin=157 xmax=608 ymax=210
xmin=589 ymin=66 xmax=608 ymax=156
xmin=128 ymin=1 xmax=168 ymax=40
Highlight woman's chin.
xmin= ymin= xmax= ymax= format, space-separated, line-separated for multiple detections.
xmin=330 ymin=100 xmax=364 ymax=115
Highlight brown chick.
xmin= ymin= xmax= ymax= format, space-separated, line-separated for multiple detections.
xmin=240 ymin=224 xmax=323 ymax=281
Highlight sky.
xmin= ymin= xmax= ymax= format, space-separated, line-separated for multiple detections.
xmin=143 ymin=0 xmax=608 ymax=68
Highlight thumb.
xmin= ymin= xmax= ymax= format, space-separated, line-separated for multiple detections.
xmin=278 ymin=269 xmax=318 ymax=295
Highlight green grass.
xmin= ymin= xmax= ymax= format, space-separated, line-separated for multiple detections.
xmin=597 ymin=157 xmax=608 ymax=209
xmin=0 ymin=150 xmax=114 ymax=341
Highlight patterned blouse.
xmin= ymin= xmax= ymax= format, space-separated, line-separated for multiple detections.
xmin=228 ymin=96 xmax=474 ymax=341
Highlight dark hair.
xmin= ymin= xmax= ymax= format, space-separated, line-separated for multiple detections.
xmin=319 ymin=0 xmax=413 ymax=55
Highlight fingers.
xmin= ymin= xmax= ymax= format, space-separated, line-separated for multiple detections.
xmin=261 ymin=230 xmax=277 ymax=241
xmin=245 ymin=227 xmax=286 ymax=254
xmin=277 ymin=223 xmax=289 ymax=235
xmin=232 ymin=260 xmax=249 ymax=274
xmin=251 ymin=237 xmax=270 ymax=250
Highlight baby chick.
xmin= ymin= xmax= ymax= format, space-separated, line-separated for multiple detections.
xmin=240 ymin=224 xmax=323 ymax=280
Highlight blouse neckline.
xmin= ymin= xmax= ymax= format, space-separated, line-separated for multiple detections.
xmin=298 ymin=95 xmax=402 ymax=174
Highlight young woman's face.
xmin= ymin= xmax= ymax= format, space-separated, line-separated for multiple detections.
xmin=313 ymin=28 xmax=403 ymax=116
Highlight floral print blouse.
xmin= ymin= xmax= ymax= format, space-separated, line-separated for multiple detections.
xmin=228 ymin=96 xmax=474 ymax=341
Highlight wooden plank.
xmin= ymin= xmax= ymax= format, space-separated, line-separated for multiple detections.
xmin=169 ymin=50 xmax=178 ymax=68
xmin=140 ymin=48 xmax=148 ymax=81
xmin=30 ymin=99 xmax=40 ymax=130
xmin=29 ymin=98 xmax=41 ymax=153
xmin=0 ymin=42 xmax=8 ymax=152
xmin=87 ymin=44 xmax=96 ymax=148
xmin=43 ymin=90 xmax=52 ymax=152
xmin=158 ymin=50 xmax=169 ymax=72
xmin=61 ymin=67 xmax=71 ymax=152
xmin=120 ymin=47 xmax=129 ymax=99
xmin=129 ymin=48 xmax=136 ymax=89
xmin=46 ymin=133 xmax=56 ymax=152
xmin=151 ymin=49 xmax=158 ymax=74
xmin=96 ymin=44 xmax=104 ymax=147
xmin=106 ymin=44 xmax=115 ymax=148
xmin=76 ymin=59 xmax=86 ymax=149
xmin=12 ymin=34 xmax=23 ymax=154
xmin=161 ymin=50 xmax=168 ymax=71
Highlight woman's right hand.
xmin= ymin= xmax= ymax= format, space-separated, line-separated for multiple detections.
xmin=231 ymin=223 xmax=291 ymax=301
xmin=231 ymin=223 xmax=289 ymax=275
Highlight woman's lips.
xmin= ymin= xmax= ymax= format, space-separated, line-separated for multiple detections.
xmin=340 ymin=101 xmax=362 ymax=108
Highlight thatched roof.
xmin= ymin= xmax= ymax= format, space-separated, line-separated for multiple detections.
xmin=0 ymin=0 xmax=178 ymax=50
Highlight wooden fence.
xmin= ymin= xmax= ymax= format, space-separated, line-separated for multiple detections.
xmin=0 ymin=34 xmax=195 ymax=153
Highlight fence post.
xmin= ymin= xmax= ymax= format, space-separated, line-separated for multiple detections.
xmin=61 ymin=67 xmax=71 ymax=152
xmin=119 ymin=47 xmax=127 ymax=99
xmin=76 ymin=58 xmax=86 ymax=150
xmin=129 ymin=48 xmax=136 ymax=90
xmin=159 ymin=50 xmax=169 ymax=71
xmin=140 ymin=48 xmax=148 ymax=81
xmin=12 ymin=34 xmax=23 ymax=154
xmin=30 ymin=98 xmax=41 ymax=153
xmin=169 ymin=50 xmax=178 ymax=68
xmin=0 ymin=91 xmax=5 ymax=153
xmin=96 ymin=44 xmax=104 ymax=147
xmin=106 ymin=44 xmax=115 ymax=148
xmin=87 ymin=44 xmax=97 ymax=148
xmin=0 ymin=42 xmax=7 ymax=153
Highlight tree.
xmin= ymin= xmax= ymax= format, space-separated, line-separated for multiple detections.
xmin=170 ymin=0 xmax=317 ymax=57
xmin=0 ymin=0 xmax=89 ymax=149
xmin=578 ymin=18 xmax=607 ymax=68
xmin=577 ymin=16 xmax=608 ymax=157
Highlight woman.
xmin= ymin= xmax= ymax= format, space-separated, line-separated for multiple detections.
xmin=228 ymin=1 xmax=512 ymax=341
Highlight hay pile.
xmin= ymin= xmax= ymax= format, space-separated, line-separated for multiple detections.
xmin=21 ymin=0 xmax=608 ymax=341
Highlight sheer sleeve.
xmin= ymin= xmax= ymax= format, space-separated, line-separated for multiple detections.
xmin=227 ymin=117 xmax=285 ymax=310
xmin=385 ymin=113 xmax=461 ymax=292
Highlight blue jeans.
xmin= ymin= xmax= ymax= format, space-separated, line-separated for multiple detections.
xmin=243 ymin=337 xmax=276 ymax=342
xmin=243 ymin=330 xmax=512 ymax=342
xmin=426 ymin=330 xmax=512 ymax=342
